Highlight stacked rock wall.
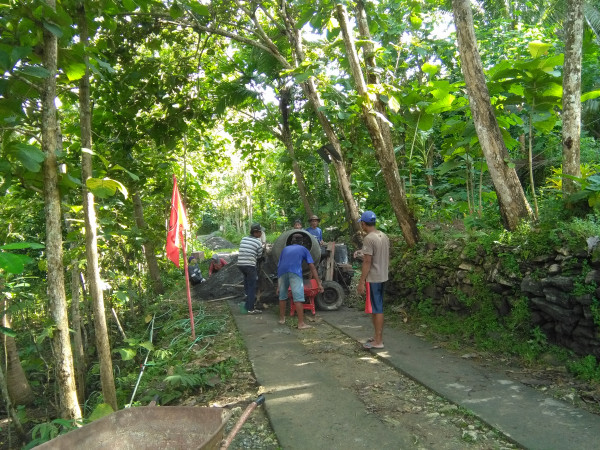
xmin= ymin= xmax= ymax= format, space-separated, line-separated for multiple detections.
xmin=389 ymin=239 xmax=600 ymax=358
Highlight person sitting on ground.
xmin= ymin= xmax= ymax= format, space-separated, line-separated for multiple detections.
xmin=209 ymin=254 xmax=227 ymax=277
xmin=293 ymin=219 xmax=303 ymax=230
xmin=238 ymin=223 xmax=264 ymax=314
xmin=305 ymin=214 xmax=325 ymax=245
xmin=277 ymin=233 xmax=324 ymax=329
xmin=187 ymin=256 xmax=205 ymax=285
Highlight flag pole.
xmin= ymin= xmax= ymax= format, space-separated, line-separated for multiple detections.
xmin=181 ymin=233 xmax=195 ymax=340
xmin=166 ymin=174 xmax=195 ymax=340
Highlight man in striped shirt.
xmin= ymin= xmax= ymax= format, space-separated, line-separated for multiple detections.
xmin=238 ymin=223 xmax=264 ymax=314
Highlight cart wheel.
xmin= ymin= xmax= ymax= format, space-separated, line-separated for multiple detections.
xmin=315 ymin=281 xmax=344 ymax=311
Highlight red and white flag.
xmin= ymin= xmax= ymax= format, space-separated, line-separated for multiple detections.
xmin=166 ymin=175 xmax=189 ymax=267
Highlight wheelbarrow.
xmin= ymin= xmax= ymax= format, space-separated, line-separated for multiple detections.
xmin=36 ymin=395 xmax=266 ymax=449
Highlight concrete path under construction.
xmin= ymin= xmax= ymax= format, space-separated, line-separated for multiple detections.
xmin=230 ymin=303 xmax=600 ymax=450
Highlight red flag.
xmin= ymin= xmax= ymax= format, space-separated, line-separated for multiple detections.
xmin=166 ymin=175 xmax=189 ymax=267
xmin=365 ymin=282 xmax=372 ymax=314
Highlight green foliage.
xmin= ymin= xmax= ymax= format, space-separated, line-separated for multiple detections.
xmin=567 ymin=355 xmax=600 ymax=382
xmin=111 ymin=304 xmax=232 ymax=407
xmin=590 ymin=298 xmax=600 ymax=328
xmin=114 ymin=338 xmax=154 ymax=361
xmin=545 ymin=164 xmax=600 ymax=212
xmin=87 ymin=403 xmax=115 ymax=422
xmin=0 ymin=242 xmax=44 ymax=274
xmin=505 ymin=297 xmax=531 ymax=332
xmin=164 ymin=359 xmax=235 ymax=389
xmin=24 ymin=418 xmax=84 ymax=449
xmin=415 ymin=298 xmax=435 ymax=316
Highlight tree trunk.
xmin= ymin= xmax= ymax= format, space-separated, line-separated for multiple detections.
xmin=279 ymin=4 xmax=363 ymax=246
xmin=562 ymin=0 xmax=583 ymax=196
xmin=278 ymin=87 xmax=314 ymax=219
xmin=425 ymin=140 xmax=435 ymax=197
xmin=338 ymin=3 xmax=419 ymax=247
xmin=78 ymin=4 xmax=118 ymax=412
xmin=300 ymin=77 xmax=362 ymax=245
xmin=42 ymin=0 xmax=82 ymax=420
xmin=1 ymin=301 xmax=33 ymax=406
xmin=452 ymin=0 xmax=533 ymax=230
xmin=132 ymin=191 xmax=165 ymax=295
xmin=70 ymin=262 xmax=86 ymax=403
xmin=0 ymin=356 xmax=25 ymax=442
xmin=190 ymin=5 xmax=362 ymax=245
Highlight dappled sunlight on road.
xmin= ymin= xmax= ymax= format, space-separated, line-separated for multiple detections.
xmin=265 ymin=382 xmax=317 ymax=405
xmin=295 ymin=361 xmax=317 ymax=367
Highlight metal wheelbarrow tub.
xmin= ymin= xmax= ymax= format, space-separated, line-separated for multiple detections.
xmin=36 ymin=406 xmax=230 ymax=450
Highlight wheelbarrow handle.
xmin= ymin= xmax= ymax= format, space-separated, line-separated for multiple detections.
xmin=220 ymin=396 xmax=265 ymax=449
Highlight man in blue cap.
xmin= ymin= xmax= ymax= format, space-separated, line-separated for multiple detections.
xmin=356 ymin=211 xmax=389 ymax=349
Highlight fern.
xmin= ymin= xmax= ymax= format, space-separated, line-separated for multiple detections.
xmin=24 ymin=418 xmax=84 ymax=449
xmin=164 ymin=368 xmax=206 ymax=388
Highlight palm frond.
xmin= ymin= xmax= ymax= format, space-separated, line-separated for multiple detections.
xmin=214 ymin=78 xmax=259 ymax=115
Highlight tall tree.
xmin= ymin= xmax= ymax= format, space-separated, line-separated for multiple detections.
xmin=452 ymin=0 xmax=533 ymax=230
xmin=337 ymin=3 xmax=419 ymax=247
xmin=277 ymin=86 xmax=314 ymax=219
xmin=132 ymin=191 xmax=165 ymax=295
xmin=186 ymin=1 xmax=363 ymax=244
xmin=562 ymin=0 xmax=584 ymax=195
xmin=69 ymin=262 xmax=86 ymax=404
xmin=0 ymin=352 xmax=25 ymax=441
xmin=2 ymin=301 xmax=34 ymax=406
xmin=77 ymin=4 xmax=118 ymax=412
xmin=42 ymin=0 xmax=82 ymax=420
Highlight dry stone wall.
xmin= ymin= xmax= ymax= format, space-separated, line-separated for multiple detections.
xmin=389 ymin=238 xmax=600 ymax=358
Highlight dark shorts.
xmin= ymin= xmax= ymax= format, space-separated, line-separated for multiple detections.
xmin=367 ymin=282 xmax=384 ymax=314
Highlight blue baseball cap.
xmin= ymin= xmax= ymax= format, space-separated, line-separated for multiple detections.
xmin=358 ymin=210 xmax=376 ymax=223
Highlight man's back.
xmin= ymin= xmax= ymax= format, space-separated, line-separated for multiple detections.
xmin=238 ymin=236 xmax=263 ymax=267
xmin=363 ymin=230 xmax=389 ymax=283
xmin=278 ymin=244 xmax=313 ymax=278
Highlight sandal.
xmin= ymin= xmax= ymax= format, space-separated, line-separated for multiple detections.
xmin=363 ymin=342 xmax=384 ymax=349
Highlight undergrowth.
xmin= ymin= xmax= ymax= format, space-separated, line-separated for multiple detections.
xmin=23 ymin=301 xmax=236 ymax=448
xmin=388 ymin=213 xmax=600 ymax=384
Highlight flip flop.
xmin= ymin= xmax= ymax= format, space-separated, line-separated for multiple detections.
xmin=297 ymin=324 xmax=312 ymax=330
xmin=278 ymin=319 xmax=286 ymax=325
xmin=363 ymin=342 xmax=384 ymax=349
xmin=366 ymin=337 xmax=375 ymax=343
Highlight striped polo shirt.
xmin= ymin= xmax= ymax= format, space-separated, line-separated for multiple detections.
xmin=238 ymin=236 xmax=263 ymax=267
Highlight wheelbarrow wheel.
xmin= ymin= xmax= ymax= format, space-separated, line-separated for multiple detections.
xmin=315 ymin=281 xmax=344 ymax=311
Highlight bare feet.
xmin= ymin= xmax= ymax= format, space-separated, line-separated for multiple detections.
xmin=278 ymin=318 xmax=285 ymax=325
xmin=297 ymin=324 xmax=312 ymax=330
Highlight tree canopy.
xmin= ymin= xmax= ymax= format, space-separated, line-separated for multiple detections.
xmin=1 ymin=0 xmax=600 ymax=436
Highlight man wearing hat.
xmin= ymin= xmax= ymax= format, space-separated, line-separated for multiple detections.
xmin=356 ymin=211 xmax=389 ymax=349
xmin=238 ymin=223 xmax=264 ymax=314
xmin=305 ymin=214 xmax=325 ymax=245
xmin=208 ymin=254 xmax=227 ymax=277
